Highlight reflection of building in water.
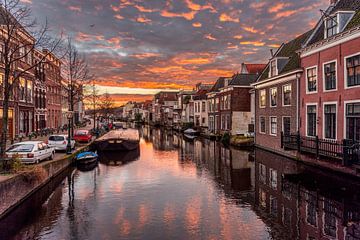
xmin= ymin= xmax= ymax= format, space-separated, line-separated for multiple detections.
xmin=254 ymin=148 xmax=360 ymax=239
xmin=151 ymin=128 xmax=178 ymax=151
xmin=140 ymin=125 xmax=151 ymax=142
xmin=190 ymin=138 xmax=254 ymax=191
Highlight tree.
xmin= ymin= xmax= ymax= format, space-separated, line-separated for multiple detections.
xmin=84 ymin=80 xmax=100 ymax=130
xmin=99 ymin=92 xmax=114 ymax=121
xmin=62 ymin=38 xmax=92 ymax=137
xmin=0 ymin=0 xmax=61 ymax=158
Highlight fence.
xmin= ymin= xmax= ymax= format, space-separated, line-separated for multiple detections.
xmin=281 ymin=132 xmax=360 ymax=166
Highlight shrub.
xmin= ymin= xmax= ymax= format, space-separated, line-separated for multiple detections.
xmin=221 ymin=132 xmax=231 ymax=145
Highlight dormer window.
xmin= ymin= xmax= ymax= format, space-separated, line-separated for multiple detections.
xmin=324 ymin=11 xmax=355 ymax=39
xmin=326 ymin=17 xmax=338 ymax=38
xmin=269 ymin=59 xmax=277 ymax=77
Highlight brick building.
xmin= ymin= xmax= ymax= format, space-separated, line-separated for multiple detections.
xmin=253 ymin=32 xmax=311 ymax=152
xmin=193 ymin=83 xmax=212 ymax=131
xmin=34 ymin=50 xmax=47 ymax=131
xmin=299 ymin=0 xmax=360 ymax=143
xmin=44 ymin=50 xmax=62 ymax=129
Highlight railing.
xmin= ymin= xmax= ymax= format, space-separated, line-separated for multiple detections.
xmin=281 ymin=132 xmax=360 ymax=166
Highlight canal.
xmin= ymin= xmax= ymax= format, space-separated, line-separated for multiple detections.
xmin=1 ymin=126 xmax=360 ymax=239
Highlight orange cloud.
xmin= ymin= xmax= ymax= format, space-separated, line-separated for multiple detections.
xmin=233 ymin=35 xmax=243 ymax=39
xmin=131 ymin=53 xmax=161 ymax=59
xmin=219 ymin=13 xmax=239 ymax=23
xmin=240 ymin=41 xmax=265 ymax=47
xmin=136 ymin=16 xmax=152 ymax=23
xmin=68 ymin=5 xmax=81 ymax=12
xmin=204 ymin=34 xmax=216 ymax=41
xmin=192 ymin=22 xmax=202 ymax=28
xmin=269 ymin=3 xmax=290 ymax=13
xmin=243 ymin=26 xmax=258 ymax=33
xmin=274 ymin=10 xmax=297 ymax=19
xmin=185 ymin=0 xmax=216 ymax=13
xmin=114 ymin=14 xmax=124 ymax=20
xmin=160 ymin=10 xmax=196 ymax=21
xmin=134 ymin=4 xmax=155 ymax=13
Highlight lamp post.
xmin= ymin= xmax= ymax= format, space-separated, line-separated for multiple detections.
xmin=96 ymin=113 xmax=100 ymax=138
xmin=66 ymin=111 xmax=74 ymax=154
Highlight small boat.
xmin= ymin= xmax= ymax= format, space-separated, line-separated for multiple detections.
xmin=93 ymin=129 xmax=140 ymax=152
xmin=76 ymin=151 xmax=98 ymax=165
xmin=184 ymin=128 xmax=200 ymax=136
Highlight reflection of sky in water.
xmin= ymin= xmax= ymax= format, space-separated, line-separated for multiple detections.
xmin=13 ymin=133 xmax=269 ymax=240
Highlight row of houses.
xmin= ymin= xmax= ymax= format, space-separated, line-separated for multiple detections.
xmin=0 ymin=22 xmax=85 ymax=140
xmin=122 ymin=0 xmax=360 ymax=164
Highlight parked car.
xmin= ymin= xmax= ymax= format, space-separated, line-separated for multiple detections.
xmin=5 ymin=141 xmax=55 ymax=164
xmin=47 ymin=135 xmax=76 ymax=151
xmin=73 ymin=130 xmax=92 ymax=143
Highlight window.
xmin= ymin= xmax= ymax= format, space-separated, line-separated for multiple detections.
xmin=307 ymin=105 xmax=317 ymax=137
xmin=259 ymin=90 xmax=266 ymax=108
xmin=259 ymin=163 xmax=266 ymax=184
xmin=346 ymin=54 xmax=360 ymax=87
xmin=346 ymin=102 xmax=360 ymax=141
xmin=283 ymin=117 xmax=291 ymax=136
xmin=269 ymin=168 xmax=277 ymax=189
xmin=270 ymin=59 xmax=277 ymax=77
xmin=202 ymin=102 xmax=205 ymax=112
xmin=306 ymin=192 xmax=317 ymax=227
xmin=270 ymin=117 xmax=277 ymax=136
xmin=283 ymin=207 xmax=292 ymax=226
xmin=324 ymin=104 xmax=336 ymax=139
xmin=270 ymin=87 xmax=277 ymax=107
xmin=324 ymin=199 xmax=337 ymax=238
xmin=307 ymin=67 xmax=317 ymax=92
xmin=283 ymin=84 xmax=291 ymax=106
xmin=222 ymin=115 xmax=225 ymax=130
xmin=270 ymin=196 xmax=278 ymax=217
xmin=324 ymin=62 xmax=336 ymax=90
xmin=226 ymin=115 xmax=230 ymax=130
xmin=259 ymin=116 xmax=266 ymax=134
xmin=19 ymin=77 xmax=26 ymax=101
xmin=325 ymin=17 xmax=338 ymax=38
xmin=227 ymin=95 xmax=231 ymax=109
xmin=0 ymin=74 xmax=3 ymax=99
xmin=27 ymin=80 xmax=33 ymax=103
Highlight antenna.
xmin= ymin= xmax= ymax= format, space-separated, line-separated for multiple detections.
xmin=320 ymin=9 xmax=338 ymax=24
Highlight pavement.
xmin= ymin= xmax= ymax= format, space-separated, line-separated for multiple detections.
xmin=0 ymin=122 xmax=95 ymax=179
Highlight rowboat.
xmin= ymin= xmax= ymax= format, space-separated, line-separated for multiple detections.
xmin=76 ymin=151 xmax=98 ymax=165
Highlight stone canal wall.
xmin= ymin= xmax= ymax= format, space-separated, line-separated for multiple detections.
xmin=0 ymin=146 xmax=88 ymax=219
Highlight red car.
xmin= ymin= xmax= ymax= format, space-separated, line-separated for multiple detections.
xmin=73 ymin=130 xmax=92 ymax=143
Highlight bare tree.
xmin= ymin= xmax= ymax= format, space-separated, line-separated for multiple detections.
xmin=84 ymin=80 xmax=100 ymax=130
xmin=62 ymin=38 xmax=92 ymax=137
xmin=0 ymin=0 xmax=61 ymax=159
xmin=99 ymin=92 xmax=114 ymax=122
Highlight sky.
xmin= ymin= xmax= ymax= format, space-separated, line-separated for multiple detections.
xmin=23 ymin=0 xmax=329 ymax=106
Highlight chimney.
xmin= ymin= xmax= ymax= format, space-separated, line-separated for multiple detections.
xmin=270 ymin=49 xmax=274 ymax=57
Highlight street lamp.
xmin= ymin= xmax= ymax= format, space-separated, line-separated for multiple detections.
xmin=96 ymin=113 xmax=100 ymax=138
xmin=66 ymin=111 xmax=74 ymax=154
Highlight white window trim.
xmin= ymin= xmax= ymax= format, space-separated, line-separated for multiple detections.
xmin=322 ymin=60 xmax=338 ymax=92
xmin=259 ymin=89 xmax=266 ymax=108
xmin=282 ymin=84 xmax=292 ymax=107
xmin=324 ymin=14 xmax=340 ymax=39
xmin=282 ymin=116 xmax=291 ymax=134
xmin=343 ymin=99 xmax=360 ymax=140
xmin=269 ymin=59 xmax=278 ymax=78
xmin=344 ymin=51 xmax=360 ymax=89
xmin=269 ymin=87 xmax=277 ymax=108
xmin=269 ymin=116 xmax=277 ymax=136
xmin=305 ymin=65 xmax=318 ymax=94
xmin=259 ymin=116 xmax=266 ymax=134
xmin=306 ymin=103 xmax=318 ymax=138
xmin=322 ymin=101 xmax=338 ymax=141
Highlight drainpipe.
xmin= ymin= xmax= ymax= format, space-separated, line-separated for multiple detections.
xmin=296 ymin=74 xmax=301 ymax=132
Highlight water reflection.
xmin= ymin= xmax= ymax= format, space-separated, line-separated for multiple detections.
xmin=2 ymin=127 xmax=360 ymax=239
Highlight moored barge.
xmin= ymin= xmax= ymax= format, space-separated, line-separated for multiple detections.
xmin=93 ymin=129 xmax=140 ymax=152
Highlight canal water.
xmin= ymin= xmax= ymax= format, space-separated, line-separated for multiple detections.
xmin=1 ymin=126 xmax=360 ymax=240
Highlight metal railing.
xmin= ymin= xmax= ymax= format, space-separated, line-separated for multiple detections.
xmin=281 ymin=132 xmax=360 ymax=166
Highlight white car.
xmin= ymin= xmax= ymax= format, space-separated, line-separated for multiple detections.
xmin=5 ymin=141 xmax=55 ymax=164
xmin=47 ymin=135 xmax=76 ymax=151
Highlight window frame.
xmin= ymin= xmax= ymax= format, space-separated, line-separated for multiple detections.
xmin=259 ymin=116 xmax=266 ymax=134
xmin=323 ymin=102 xmax=337 ymax=140
xmin=270 ymin=116 xmax=277 ymax=136
xmin=306 ymin=103 xmax=318 ymax=137
xmin=282 ymin=116 xmax=291 ymax=136
xmin=323 ymin=60 xmax=337 ymax=92
xmin=306 ymin=66 xmax=318 ymax=94
xmin=343 ymin=100 xmax=360 ymax=141
xmin=324 ymin=15 xmax=338 ymax=39
xmin=344 ymin=52 xmax=360 ymax=89
xmin=269 ymin=59 xmax=278 ymax=78
xmin=282 ymin=84 xmax=292 ymax=107
xmin=259 ymin=89 xmax=266 ymax=108
xmin=270 ymin=87 xmax=277 ymax=107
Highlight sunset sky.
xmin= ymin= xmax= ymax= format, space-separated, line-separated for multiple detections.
xmin=25 ymin=0 xmax=329 ymax=106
